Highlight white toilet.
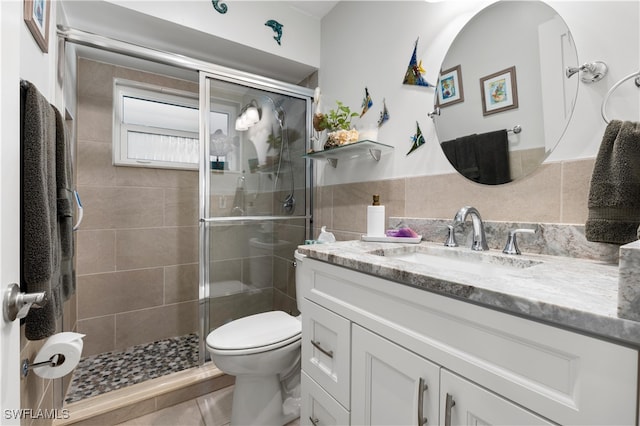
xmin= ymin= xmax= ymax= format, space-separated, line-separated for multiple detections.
xmin=205 ymin=252 xmax=306 ymax=425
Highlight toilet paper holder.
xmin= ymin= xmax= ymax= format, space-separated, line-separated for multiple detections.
xmin=21 ymin=353 xmax=65 ymax=378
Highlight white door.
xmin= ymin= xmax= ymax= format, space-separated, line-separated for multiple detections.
xmin=0 ymin=1 xmax=23 ymax=423
xmin=440 ymin=369 xmax=555 ymax=426
xmin=351 ymin=325 xmax=440 ymax=426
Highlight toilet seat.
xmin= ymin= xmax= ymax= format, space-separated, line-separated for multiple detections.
xmin=206 ymin=311 xmax=301 ymax=356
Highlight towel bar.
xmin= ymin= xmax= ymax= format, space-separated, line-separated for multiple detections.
xmin=601 ymin=70 xmax=640 ymax=124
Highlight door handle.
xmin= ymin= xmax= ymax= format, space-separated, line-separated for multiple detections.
xmin=444 ymin=393 xmax=456 ymax=426
xmin=417 ymin=377 xmax=428 ymax=425
xmin=3 ymin=283 xmax=46 ymax=322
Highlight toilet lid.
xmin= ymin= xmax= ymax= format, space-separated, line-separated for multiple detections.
xmin=206 ymin=311 xmax=301 ymax=352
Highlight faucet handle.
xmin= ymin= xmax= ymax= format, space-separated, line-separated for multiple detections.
xmin=502 ymin=228 xmax=536 ymax=255
xmin=444 ymin=225 xmax=458 ymax=247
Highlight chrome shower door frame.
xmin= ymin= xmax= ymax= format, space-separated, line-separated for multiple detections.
xmin=198 ymin=70 xmax=313 ymax=363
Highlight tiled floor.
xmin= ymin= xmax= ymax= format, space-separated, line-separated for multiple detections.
xmin=116 ymin=385 xmax=301 ymax=426
xmin=66 ymin=334 xmax=199 ymax=403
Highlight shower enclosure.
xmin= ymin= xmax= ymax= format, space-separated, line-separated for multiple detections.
xmin=198 ymin=73 xmax=312 ymax=361
xmin=60 ymin=26 xmax=313 ymax=402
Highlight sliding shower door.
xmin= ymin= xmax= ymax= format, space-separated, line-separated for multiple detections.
xmin=198 ymin=72 xmax=312 ymax=361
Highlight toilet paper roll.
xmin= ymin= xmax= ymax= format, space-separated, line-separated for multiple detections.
xmin=32 ymin=332 xmax=85 ymax=379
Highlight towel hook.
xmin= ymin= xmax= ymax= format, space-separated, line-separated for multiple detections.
xmin=566 ymin=61 xmax=608 ymax=83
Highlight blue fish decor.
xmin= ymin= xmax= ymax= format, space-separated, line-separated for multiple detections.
xmin=265 ymin=20 xmax=284 ymax=45
xmin=407 ymin=121 xmax=426 ymax=155
xmin=377 ymin=99 xmax=389 ymax=128
xmin=403 ymin=38 xmax=433 ymax=87
xmin=211 ymin=0 xmax=228 ymax=14
xmin=360 ymin=87 xmax=373 ymax=117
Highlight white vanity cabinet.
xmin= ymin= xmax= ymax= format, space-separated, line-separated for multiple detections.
xmin=298 ymin=255 xmax=639 ymax=425
xmin=351 ymin=324 xmax=439 ymax=425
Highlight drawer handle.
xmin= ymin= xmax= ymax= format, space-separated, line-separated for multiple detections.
xmin=417 ymin=377 xmax=428 ymax=425
xmin=311 ymin=340 xmax=334 ymax=358
xmin=444 ymin=393 xmax=456 ymax=426
xmin=309 ymin=416 xmax=319 ymax=426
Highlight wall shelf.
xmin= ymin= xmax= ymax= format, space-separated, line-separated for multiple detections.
xmin=303 ymin=140 xmax=394 ymax=168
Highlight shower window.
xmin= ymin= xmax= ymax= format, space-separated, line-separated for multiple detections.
xmin=113 ymin=79 xmax=236 ymax=170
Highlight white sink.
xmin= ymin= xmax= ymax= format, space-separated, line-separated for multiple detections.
xmin=373 ymin=244 xmax=542 ymax=274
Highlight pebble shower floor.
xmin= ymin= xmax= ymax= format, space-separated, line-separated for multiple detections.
xmin=65 ymin=333 xmax=199 ymax=404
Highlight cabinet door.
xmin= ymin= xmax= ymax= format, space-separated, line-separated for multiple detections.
xmin=351 ymin=325 xmax=439 ymax=426
xmin=440 ymin=369 xmax=555 ymax=425
xmin=301 ymin=371 xmax=350 ymax=426
xmin=302 ymin=299 xmax=351 ymax=408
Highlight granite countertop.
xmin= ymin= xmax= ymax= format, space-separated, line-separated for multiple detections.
xmin=297 ymin=240 xmax=640 ymax=348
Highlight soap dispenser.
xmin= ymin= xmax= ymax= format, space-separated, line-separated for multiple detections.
xmin=367 ymin=194 xmax=386 ymax=237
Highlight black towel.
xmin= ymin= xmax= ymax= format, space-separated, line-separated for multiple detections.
xmin=441 ymin=140 xmax=458 ymax=169
xmin=454 ymin=134 xmax=480 ymax=181
xmin=586 ymin=120 xmax=640 ymax=244
xmin=475 ymin=129 xmax=511 ymax=185
xmin=22 ymin=81 xmax=59 ymax=340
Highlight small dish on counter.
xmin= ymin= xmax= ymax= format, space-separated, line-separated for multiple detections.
xmin=361 ymin=235 xmax=422 ymax=243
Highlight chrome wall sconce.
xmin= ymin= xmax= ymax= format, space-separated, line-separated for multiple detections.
xmin=566 ymin=61 xmax=608 ymax=83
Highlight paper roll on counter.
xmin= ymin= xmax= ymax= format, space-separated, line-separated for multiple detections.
xmin=32 ymin=332 xmax=85 ymax=379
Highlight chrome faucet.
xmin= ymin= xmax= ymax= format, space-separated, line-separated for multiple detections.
xmin=453 ymin=206 xmax=489 ymax=251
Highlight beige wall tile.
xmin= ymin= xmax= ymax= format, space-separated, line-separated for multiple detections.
xmin=313 ymin=185 xmax=333 ymax=231
xmin=77 ymin=95 xmax=113 ymax=144
xmin=77 ymin=268 xmax=164 ymax=319
xmin=208 ymin=225 xmax=250 ymax=261
xmin=114 ymin=67 xmax=199 ymax=95
xmin=116 ymin=227 xmax=198 ymax=270
xmin=208 ymin=289 xmax=273 ymax=330
xmin=165 ymin=263 xmax=199 ymax=304
xmin=116 ymin=167 xmax=198 ymax=189
xmin=77 ymin=315 xmax=116 ymax=357
xmin=332 ymin=179 xmax=405 ymax=234
xmin=210 ymin=258 xmax=242 ymax=284
xmin=561 ymin=158 xmax=594 ymax=224
xmin=77 ymin=142 xmax=116 ymax=187
xmin=78 ymin=59 xmax=115 ymax=99
xmin=79 ymin=186 xmax=165 ymax=230
xmin=406 ymin=163 xmax=562 ymax=223
xmin=76 ymin=230 xmax=116 ymax=275
xmin=164 ymin=187 xmax=198 ymax=226
xmin=115 ymin=301 xmax=198 ymax=349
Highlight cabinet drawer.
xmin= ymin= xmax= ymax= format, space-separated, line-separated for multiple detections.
xmin=302 ymin=298 xmax=351 ymax=408
xmin=301 ymin=371 xmax=350 ymax=426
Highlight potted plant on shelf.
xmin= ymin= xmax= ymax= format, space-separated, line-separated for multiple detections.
xmin=313 ymin=101 xmax=359 ymax=150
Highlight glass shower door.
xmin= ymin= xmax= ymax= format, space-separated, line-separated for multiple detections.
xmin=198 ymin=72 xmax=312 ymax=361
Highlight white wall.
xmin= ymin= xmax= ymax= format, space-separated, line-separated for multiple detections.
xmin=105 ymin=0 xmax=321 ymax=68
xmin=317 ymin=1 xmax=640 ymax=186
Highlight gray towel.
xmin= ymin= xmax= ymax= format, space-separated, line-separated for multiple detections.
xmin=586 ymin=120 xmax=640 ymax=244
xmin=22 ymin=81 xmax=59 ymax=340
xmin=54 ymin=106 xmax=76 ymax=302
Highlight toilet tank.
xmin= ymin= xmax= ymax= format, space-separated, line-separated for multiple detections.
xmin=294 ymin=250 xmax=308 ymax=314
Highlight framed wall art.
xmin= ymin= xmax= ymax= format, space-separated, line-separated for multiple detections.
xmin=480 ymin=66 xmax=518 ymax=116
xmin=24 ymin=0 xmax=50 ymax=53
xmin=436 ymin=65 xmax=464 ymax=107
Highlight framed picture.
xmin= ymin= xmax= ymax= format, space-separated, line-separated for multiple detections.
xmin=24 ymin=0 xmax=50 ymax=53
xmin=480 ymin=66 xmax=518 ymax=116
xmin=436 ymin=65 xmax=464 ymax=107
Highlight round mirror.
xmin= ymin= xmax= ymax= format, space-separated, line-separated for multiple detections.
xmin=434 ymin=0 xmax=578 ymax=185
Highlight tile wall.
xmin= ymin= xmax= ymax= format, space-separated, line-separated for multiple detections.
xmin=75 ymin=58 xmax=200 ymax=357
xmin=312 ymin=159 xmax=595 ymax=242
